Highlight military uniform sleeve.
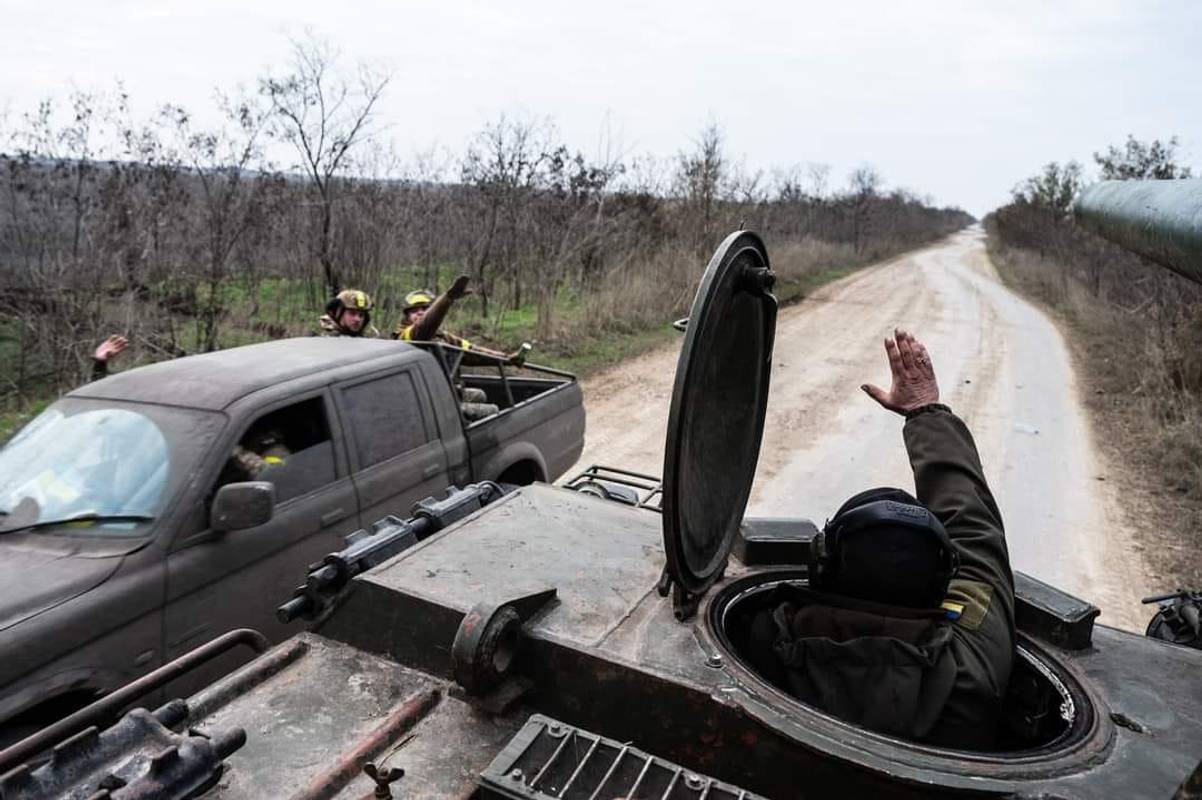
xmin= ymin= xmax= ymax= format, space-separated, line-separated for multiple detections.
xmin=904 ymin=406 xmax=1016 ymax=741
xmin=903 ymin=407 xmax=1012 ymax=604
xmin=90 ymin=358 xmax=109 ymax=382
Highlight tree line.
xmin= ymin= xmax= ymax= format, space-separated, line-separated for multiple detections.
xmin=0 ymin=37 xmax=970 ymax=411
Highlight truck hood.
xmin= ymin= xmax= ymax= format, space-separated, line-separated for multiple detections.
xmin=0 ymin=538 xmax=125 ymax=633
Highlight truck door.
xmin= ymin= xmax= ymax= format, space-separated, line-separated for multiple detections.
xmin=163 ymin=392 xmax=357 ymax=676
xmin=335 ymin=368 xmax=451 ymax=526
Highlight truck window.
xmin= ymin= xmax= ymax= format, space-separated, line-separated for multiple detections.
xmin=216 ymin=397 xmax=336 ymax=505
xmin=0 ymin=406 xmax=169 ymax=532
xmin=339 ymin=372 xmax=431 ymax=468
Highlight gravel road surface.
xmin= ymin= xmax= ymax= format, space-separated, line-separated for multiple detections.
xmin=570 ymin=227 xmax=1153 ymax=631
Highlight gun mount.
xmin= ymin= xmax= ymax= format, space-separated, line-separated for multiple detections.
xmin=277 ymin=482 xmax=506 ymax=623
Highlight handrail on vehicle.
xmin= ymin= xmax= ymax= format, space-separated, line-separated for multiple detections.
xmin=0 ymin=628 xmax=269 ymax=775
xmin=413 ymin=341 xmax=576 ymax=422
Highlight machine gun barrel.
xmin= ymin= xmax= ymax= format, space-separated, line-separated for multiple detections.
xmin=278 ymin=482 xmax=506 ymax=623
xmin=1073 ymin=178 xmax=1202 ymax=284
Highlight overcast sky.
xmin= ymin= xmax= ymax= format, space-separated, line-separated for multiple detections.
xmin=1 ymin=0 xmax=1198 ymax=216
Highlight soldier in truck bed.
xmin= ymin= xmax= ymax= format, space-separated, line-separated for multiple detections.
xmin=745 ymin=329 xmax=1015 ymax=749
xmin=318 ymin=288 xmax=380 ymax=337
xmin=393 ymin=276 xmax=528 ymax=367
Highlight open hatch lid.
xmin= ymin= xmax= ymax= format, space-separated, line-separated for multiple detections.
xmin=661 ymin=230 xmax=777 ymax=619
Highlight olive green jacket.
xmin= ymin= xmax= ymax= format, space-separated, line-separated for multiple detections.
xmin=771 ymin=407 xmax=1015 ymax=749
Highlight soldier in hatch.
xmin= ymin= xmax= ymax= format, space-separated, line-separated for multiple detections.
xmin=319 ymin=289 xmax=380 ymax=337
xmin=746 ymin=329 xmax=1014 ymax=750
xmin=393 ymin=276 xmax=529 ymax=366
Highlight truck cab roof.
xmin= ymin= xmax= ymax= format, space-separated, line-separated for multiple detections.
xmin=71 ymin=338 xmax=423 ymax=411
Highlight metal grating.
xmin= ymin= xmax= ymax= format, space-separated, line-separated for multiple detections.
xmin=562 ymin=465 xmax=664 ymax=512
xmin=479 ymin=715 xmax=764 ymax=800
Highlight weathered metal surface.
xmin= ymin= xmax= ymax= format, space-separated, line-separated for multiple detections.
xmin=0 ymin=705 xmax=244 ymax=800
xmin=0 ymin=628 xmax=268 ymax=775
xmin=186 ymin=634 xmax=523 ymax=800
xmin=287 ymin=688 xmax=440 ymax=800
xmin=185 ymin=638 xmax=309 ymax=722
xmin=662 ymin=230 xmax=777 ymax=611
xmin=323 ymin=485 xmax=663 ymax=661
xmin=1074 ymin=178 xmax=1202 ymax=284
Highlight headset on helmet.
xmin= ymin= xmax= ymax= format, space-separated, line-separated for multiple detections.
xmin=809 ymin=487 xmax=960 ymax=609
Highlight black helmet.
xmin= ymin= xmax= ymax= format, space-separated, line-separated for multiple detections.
xmin=810 ymin=487 xmax=959 ymax=609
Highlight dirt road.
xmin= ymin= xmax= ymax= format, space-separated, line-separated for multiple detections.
xmin=571 ymin=227 xmax=1153 ymax=631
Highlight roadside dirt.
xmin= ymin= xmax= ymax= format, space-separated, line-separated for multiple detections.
xmin=569 ymin=227 xmax=1155 ymax=632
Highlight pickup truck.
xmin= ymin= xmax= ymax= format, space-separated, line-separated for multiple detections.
xmin=0 ymin=337 xmax=584 ymax=733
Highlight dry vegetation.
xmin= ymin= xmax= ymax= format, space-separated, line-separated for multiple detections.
xmin=986 ymin=138 xmax=1201 ymax=590
xmin=0 ymin=37 xmax=971 ymax=437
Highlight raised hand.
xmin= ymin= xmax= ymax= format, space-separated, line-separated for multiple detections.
xmin=447 ymin=274 xmax=473 ymax=300
xmin=507 ymin=342 xmax=532 ymax=367
xmin=861 ymin=329 xmax=940 ymax=415
xmin=93 ymin=334 xmax=130 ymax=364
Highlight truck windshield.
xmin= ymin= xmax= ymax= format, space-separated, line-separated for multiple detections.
xmin=0 ymin=401 xmax=215 ymax=535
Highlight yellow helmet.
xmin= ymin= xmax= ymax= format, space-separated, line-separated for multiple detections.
xmin=403 ymin=289 xmax=435 ymax=312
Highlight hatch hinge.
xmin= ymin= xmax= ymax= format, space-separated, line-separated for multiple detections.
xmin=657 ymin=565 xmax=723 ymax=622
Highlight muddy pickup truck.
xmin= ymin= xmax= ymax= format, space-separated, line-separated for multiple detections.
xmin=0 ymin=337 xmax=583 ymax=733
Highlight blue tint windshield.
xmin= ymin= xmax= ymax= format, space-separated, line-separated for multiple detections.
xmin=0 ymin=407 xmax=172 ymax=532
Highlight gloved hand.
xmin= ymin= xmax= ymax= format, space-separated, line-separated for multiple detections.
xmin=507 ymin=342 xmax=533 ymax=367
xmin=447 ymin=274 xmax=473 ymax=300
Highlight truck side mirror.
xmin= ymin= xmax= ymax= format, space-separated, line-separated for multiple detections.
xmin=211 ymin=481 xmax=275 ymax=532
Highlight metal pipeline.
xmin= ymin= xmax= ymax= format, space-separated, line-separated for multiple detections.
xmin=0 ymin=627 xmax=269 ymax=774
xmin=1073 ymin=178 xmax=1202 ymax=284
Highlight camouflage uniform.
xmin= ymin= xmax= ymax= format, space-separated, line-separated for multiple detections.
xmin=220 ymin=435 xmax=291 ymax=485
xmin=318 ymin=313 xmax=381 ymax=338
xmin=319 ymin=289 xmax=380 ymax=338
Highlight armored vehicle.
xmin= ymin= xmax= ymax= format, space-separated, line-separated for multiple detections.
xmin=4 ymin=180 xmax=1202 ymax=799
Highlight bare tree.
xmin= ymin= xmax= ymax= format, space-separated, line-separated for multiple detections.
xmin=807 ymin=163 xmax=830 ymax=199
xmin=675 ymin=122 xmax=726 ymax=252
xmin=162 ymin=93 xmax=272 ymax=351
xmin=461 ymin=115 xmax=551 ymax=316
xmin=848 ymin=165 xmax=883 ymax=254
xmin=261 ymin=35 xmax=390 ymax=295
